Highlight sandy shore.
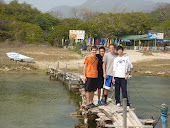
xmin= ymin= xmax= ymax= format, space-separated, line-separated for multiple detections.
xmin=38 ymin=50 xmax=170 ymax=69
xmin=124 ymin=50 xmax=170 ymax=63
xmin=0 ymin=44 xmax=170 ymax=76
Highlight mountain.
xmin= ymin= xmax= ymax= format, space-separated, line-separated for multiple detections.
xmin=47 ymin=0 xmax=165 ymax=18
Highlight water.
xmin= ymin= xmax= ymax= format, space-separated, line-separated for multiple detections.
xmin=128 ymin=76 xmax=170 ymax=128
xmin=0 ymin=73 xmax=169 ymax=128
xmin=0 ymin=72 xmax=82 ymax=128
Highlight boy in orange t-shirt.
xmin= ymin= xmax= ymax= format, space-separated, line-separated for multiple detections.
xmin=83 ymin=46 xmax=98 ymax=109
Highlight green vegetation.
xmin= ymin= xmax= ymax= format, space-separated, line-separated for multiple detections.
xmin=0 ymin=0 xmax=169 ymax=45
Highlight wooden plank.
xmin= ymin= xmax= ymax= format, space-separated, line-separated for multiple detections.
xmin=99 ymin=109 xmax=114 ymax=121
xmin=129 ymin=110 xmax=143 ymax=125
xmin=105 ymin=124 xmax=153 ymax=128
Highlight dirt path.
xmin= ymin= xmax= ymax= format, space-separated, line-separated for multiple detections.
xmin=37 ymin=50 xmax=170 ymax=71
xmin=124 ymin=50 xmax=170 ymax=63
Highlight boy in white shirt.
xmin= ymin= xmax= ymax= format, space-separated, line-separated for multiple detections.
xmin=112 ymin=46 xmax=133 ymax=107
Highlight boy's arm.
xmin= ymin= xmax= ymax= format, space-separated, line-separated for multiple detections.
xmin=112 ymin=59 xmax=116 ymax=84
xmin=112 ymin=71 xmax=115 ymax=84
xmin=125 ymin=57 xmax=133 ymax=80
xmin=103 ymin=54 xmax=107 ymax=79
xmin=125 ymin=71 xmax=130 ymax=80
xmin=83 ymin=64 xmax=87 ymax=81
xmin=103 ymin=62 xmax=107 ymax=79
xmin=127 ymin=56 xmax=133 ymax=69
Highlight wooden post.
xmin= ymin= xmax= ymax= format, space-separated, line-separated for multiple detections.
xmin=78 ymin=63 xmax=80 ymax=73
xmin=57 ymin=57 xmax=59 ymax=69
xmin=69 ymin=80 xmax=71 ymax=91
xmin=50 ymin=74 xmax=52 ymax=80
xmin=66 ymin=63 xmax=68 ymax=73
xmin=84 ymin=111 xmax=88 ymax=125
xmin=62 ymin=74 xmax=64 ymax=85
xmin=123 ymin=98 xmax=127 ymax=128
xmin=56 ymin=74 xmax=58 ymax=81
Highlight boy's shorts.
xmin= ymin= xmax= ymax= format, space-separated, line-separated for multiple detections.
xmin=103 ymin=75 xmax=115 ymax=90
xmin=85 ymin=77 xmax=97 ymax=92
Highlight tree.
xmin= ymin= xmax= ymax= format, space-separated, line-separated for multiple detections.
xmin=35 ymin=13 xmax=60 ymax=31
xmin=150 ymin=3 xmax=170 ymax=21
xmin=70 ymin=8 xmax=79 ymax=19
xmin=48 ymin=11 xmax=63 ymax=19
xmin=122 ymin=12 xmax=151 ymax=35
xmin=9 ymin=21 xmax=44 ymax=43
xmin=48 ymin=18 xmax=82 ymax=46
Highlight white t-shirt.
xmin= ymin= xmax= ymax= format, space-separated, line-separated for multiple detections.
xmin=113 ymin=56 xmax=133 ymax=78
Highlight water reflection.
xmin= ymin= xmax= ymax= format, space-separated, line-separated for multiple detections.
xmin=0 ymin=72 xmax=81 ymax=128
xmin=0 ymin=73 xmax=169 ymax=128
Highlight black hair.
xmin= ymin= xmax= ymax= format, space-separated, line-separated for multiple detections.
xmin=91 ymin=45 xmax=98 ymax=50
xmin=116 ymin=46 xmax=124 ymax=51
xmin=99 ymin=46 xmax=105 ymax=51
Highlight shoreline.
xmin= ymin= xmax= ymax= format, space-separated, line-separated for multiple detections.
xmin=0 ymin=59 xmax=170 ymax=77
xmin=0 ymin=45 xmax=170 ymax=77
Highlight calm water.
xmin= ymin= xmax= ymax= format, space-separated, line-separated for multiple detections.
xmin=0 ymin=72 xmax=82 ymax=128
xmin=0 ymin=73 xmax=169 ymax=128
xmin=128 ymin=76 xmax=170 ymax=128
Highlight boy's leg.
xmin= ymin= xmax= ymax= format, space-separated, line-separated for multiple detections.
xmin=90 ymin=91 xmax=94 ymax=104
xmin=115 ymin=77 xmax=121 ymax=105
xmin=86 ymin=92 xmax=90 ymax=104
xmin=98 ymin=88 xmax=101 ymax=101
xmin=85 ymin=78 xmax=92 ymax=105
xmin=102 ymin=89 xmax=104 ymax=99
xmin=104 ymin=89 xmax=108 ymax=103
xmin=103 ymin=76 xmax=112 ymax=103
xmin=121 ymin=79 xmax=130 ymax=106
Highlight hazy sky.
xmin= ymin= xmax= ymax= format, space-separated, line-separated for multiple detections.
xmin=5 ymin=0 xmax=86 ymax=12
xmin=4 ymin=0 xmax=170 ymax=12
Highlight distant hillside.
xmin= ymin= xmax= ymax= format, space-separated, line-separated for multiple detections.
xmin=48 ymin=0 xmax=158 ymax=18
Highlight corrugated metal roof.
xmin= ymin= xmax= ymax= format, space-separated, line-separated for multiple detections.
xmin=119 ymin=34 xmax=149 ymax=40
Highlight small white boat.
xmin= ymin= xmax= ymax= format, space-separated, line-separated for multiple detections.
xmin=6 ymin=52 xmax=34 ymax=63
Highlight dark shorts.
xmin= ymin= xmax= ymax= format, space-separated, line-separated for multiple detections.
xmin=85 ymin=77 xmax=97 ymax=92
xmin=97 ymin=75 xmax=104 ymax=89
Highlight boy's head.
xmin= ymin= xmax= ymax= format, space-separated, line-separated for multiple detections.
xmin=109 ymin=44 xmax=115 ymax=54
xmin=116 ymin=46 xmax=124 ymax=55
xmin=99 ymin=47 xmax=105 ymax=57
xmin=91 ymin=46 xmax=98 ymax=56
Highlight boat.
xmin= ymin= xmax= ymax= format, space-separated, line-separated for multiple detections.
xmin=6 ymin=52 xmax=34 ymax=63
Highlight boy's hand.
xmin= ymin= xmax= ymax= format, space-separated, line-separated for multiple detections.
xmin=112 ymin=78 xmax=115 ymax=84
xmin=125 ymin=74 xmax=129 ymax=80
xmin=103 ymin=73 xmax=107 ymax=79
xmin=124 ymin=53 xmax=128 ymax=57
xmin=83 ymin=76 xmax=87 ymax=82
xmin=84 ymin=56 xmax=87 ymax=60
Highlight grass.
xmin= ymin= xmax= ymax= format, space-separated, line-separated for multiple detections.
xmin=132 ymin=59 xmax=170 ymax=77
xmin=0 ymin=42 xmax=83 ymax=71
xmin=137 ymin=50 xmax=170 ymax=56
xmin=0 ymin=43 xmax=83 ymax=62
xmin=0 ymin=58 xmax=38 ymax=71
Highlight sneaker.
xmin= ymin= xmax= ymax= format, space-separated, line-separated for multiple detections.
xmin=101 ymin=99 xmax=104 ymax=105
xmin=85 ymin=104 xmax=92 ymax=110
xmin=101 ymin=99 xmax=104 ymax=103
xmin=86 ymin=103 xmax=96 ymax=109
xmin=127 ymin=106 xmax=130 ymax=110
xmin=117 ymin=103 xmax=121 ymax=107
xmin=97 ymin=101 xmax=101 ymax=106
xmin=103 ymin=102 xmax=109 ymax=106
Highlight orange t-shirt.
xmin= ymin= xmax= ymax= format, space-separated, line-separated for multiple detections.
xmin=84 ymin=55 xmax=98 ymax=78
